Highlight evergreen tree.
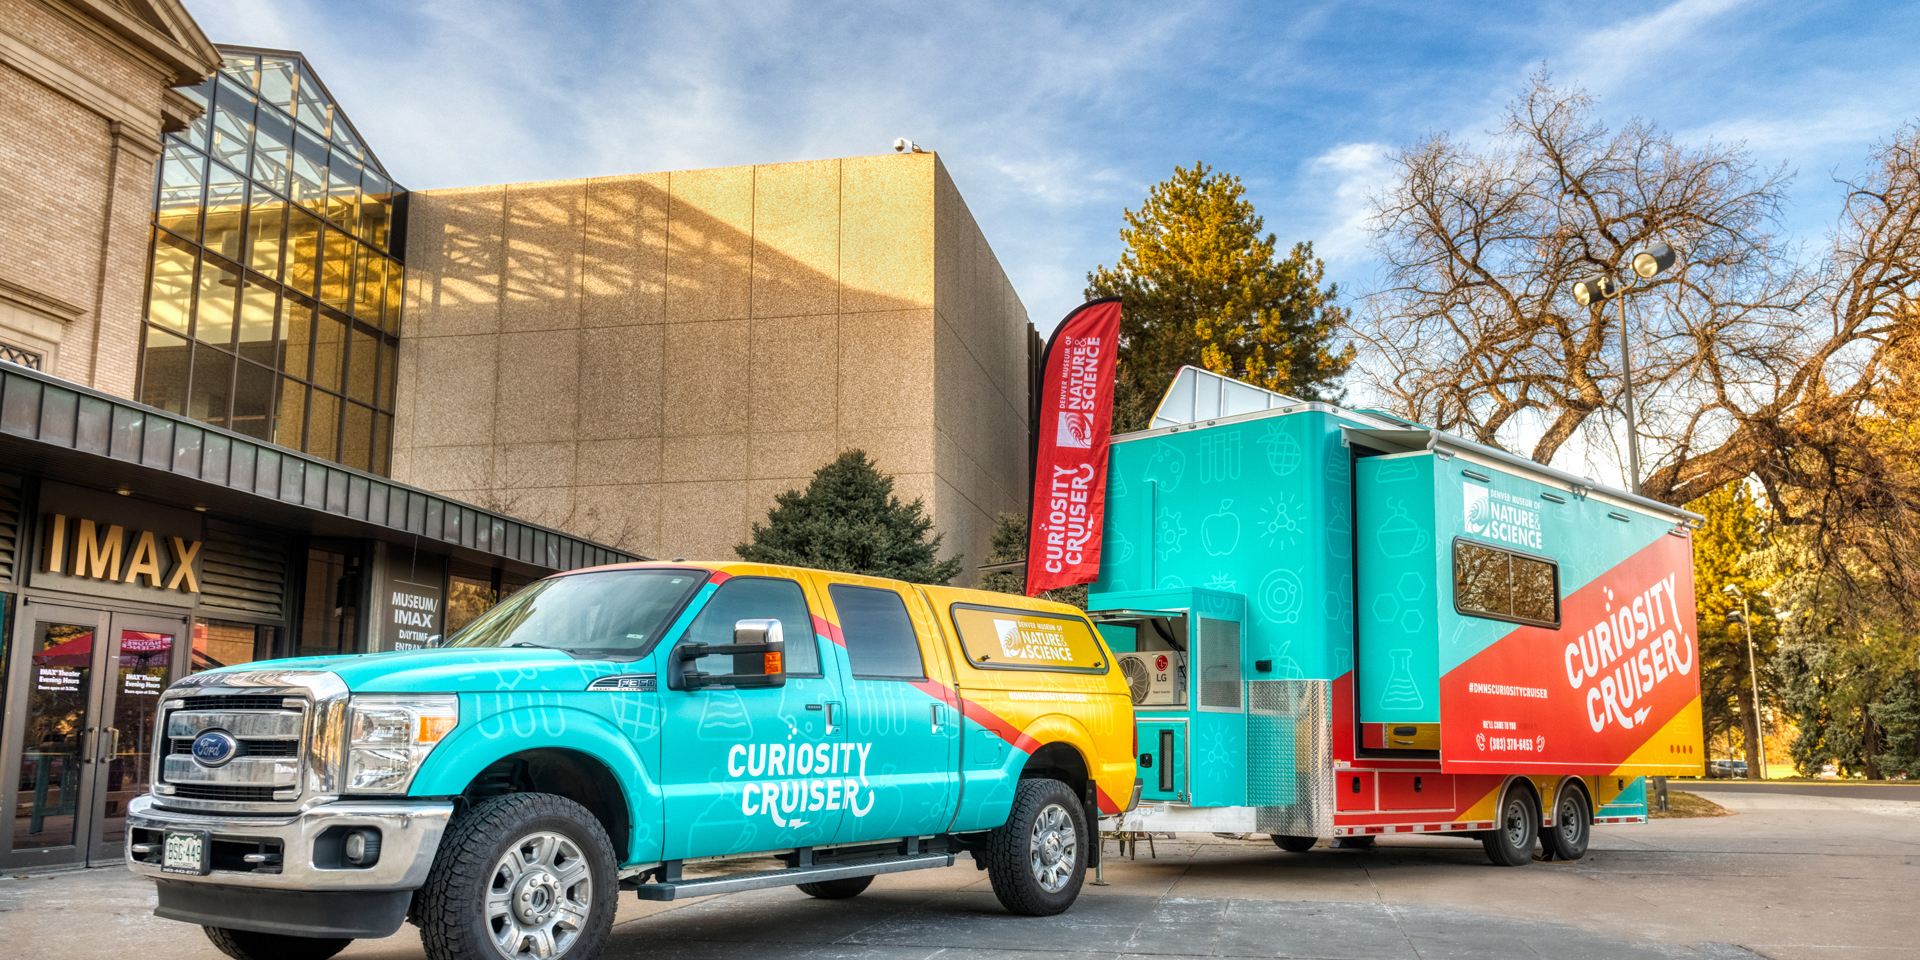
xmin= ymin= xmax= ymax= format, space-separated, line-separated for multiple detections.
xmin=978 ymin=512 xmax=1087 ymax=609
xmin=737 ymin=450 xmax=963 ymax=585
xmin=1687 ymin=482 xmax=1778 ymax=775
xmin=1087 ymin=162 xmax=1352 ymax=431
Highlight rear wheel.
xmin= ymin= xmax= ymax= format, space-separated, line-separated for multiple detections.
xmin=203 ymin=928 xmax=351 ymax=960
xmin=1541 ymin=784 xmax=1592 ymax=861
xmin=1271 ymin=835 xmax=1317 ymax=852
xmin=796 ymin=875 xmax=874 ymax=899
xmin=1481 ymin=783 xmax=1540 ymax=867
xmin=1329 ymin=835 xmax=1375 ymax=849
xmin=985 ymin=778 xmax=1087 ymax=916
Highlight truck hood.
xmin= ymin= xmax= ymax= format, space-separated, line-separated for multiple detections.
xmin=198 ymin=648 xmax=644 ymax=694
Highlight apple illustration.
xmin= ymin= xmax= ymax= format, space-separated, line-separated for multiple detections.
xmin=1202 ymin=500 xmax=1240 ymax=556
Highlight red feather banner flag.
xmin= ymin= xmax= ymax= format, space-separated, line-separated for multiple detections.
xmin=1026 ymin=298 xmax=1121 ymax=596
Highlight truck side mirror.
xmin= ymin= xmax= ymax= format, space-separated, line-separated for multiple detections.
xmin=670 ymin=619 xmax=787 ymax=690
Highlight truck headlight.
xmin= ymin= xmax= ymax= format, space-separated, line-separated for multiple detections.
xmin=345 ymin=695 xmax=458 ymax=794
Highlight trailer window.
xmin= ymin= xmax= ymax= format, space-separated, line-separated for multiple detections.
xmin=1452 ymin=540 xmax=1560 ymax=627
xmin=949 ymin=604 xmax=1109 ymax=674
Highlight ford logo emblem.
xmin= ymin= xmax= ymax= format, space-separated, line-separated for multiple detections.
xmin=191 ymin=730 xmax=239 ymax=767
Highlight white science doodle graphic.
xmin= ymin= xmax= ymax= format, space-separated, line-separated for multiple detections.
xmin=1259 ymin=423 xmax=1303 ymax=475
xmin=1256 ymin=568 xmax=1305 ymax=624
xmin=1202 ymin=500 xmax=1241 ymax=556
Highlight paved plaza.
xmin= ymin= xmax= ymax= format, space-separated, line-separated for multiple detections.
xmin=5 ymin=782 xmax=1915 ymax=960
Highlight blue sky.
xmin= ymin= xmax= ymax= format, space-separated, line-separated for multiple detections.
xmin=191 ymin=0 xmax=1919 ymax=339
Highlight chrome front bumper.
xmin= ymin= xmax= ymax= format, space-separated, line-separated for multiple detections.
xmin=125 ymin=794 xmax=453 ymax=891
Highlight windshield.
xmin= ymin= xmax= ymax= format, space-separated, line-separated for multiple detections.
xmin=448 ymin=569 xmax=704 ymax=655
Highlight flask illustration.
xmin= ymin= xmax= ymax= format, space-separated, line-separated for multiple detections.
xmin=1381 ymin=649 xmax=1423 ymax=709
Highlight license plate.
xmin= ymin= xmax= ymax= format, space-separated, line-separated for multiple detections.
xmin=162 ymin=831 xmax=209 ymax=875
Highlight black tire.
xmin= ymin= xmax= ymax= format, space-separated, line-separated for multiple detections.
xmin=416 ymin=793 xmax=618 ymax=960
xmin=796 ymin=875 xmax=875 ymax=899
xmin=984 ymin=778 xmax=1088 ymax=916
xmin=1329 ymin=835 xmax=1375 ymax=849
xmin=1481 ymin=782 xmax=1540 ymax=867
xmin=1271 ymin=835 xmax=1317 ymax=852
xmin=203 ymin=927 xmax=351 ymax=960
xmin=1541 ymin=783 xmax=1592 ymax=861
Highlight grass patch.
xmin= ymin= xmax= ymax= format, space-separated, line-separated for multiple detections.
xmin=1650 ymin=790 xmax=1734 ymax=819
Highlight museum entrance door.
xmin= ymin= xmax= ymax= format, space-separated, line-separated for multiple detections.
xmin=2 ymin=600 xmax=188 ymax=870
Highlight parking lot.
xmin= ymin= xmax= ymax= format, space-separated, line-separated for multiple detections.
xmin=5 ymin=782 xmax=1915 ymax=960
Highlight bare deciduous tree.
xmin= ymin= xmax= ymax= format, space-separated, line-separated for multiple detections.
xmin=1360 ymin=77 xmax=1920 ymax=525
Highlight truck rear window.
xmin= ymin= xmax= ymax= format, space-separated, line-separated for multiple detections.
xmin=448 ymin=569 xmax=702 ymax=655
xmin=949 ymin=604 xmax=1109 ymax=674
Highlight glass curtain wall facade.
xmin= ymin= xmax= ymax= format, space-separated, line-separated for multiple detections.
xmin=139 ymin=47 xmax=403 ymax=474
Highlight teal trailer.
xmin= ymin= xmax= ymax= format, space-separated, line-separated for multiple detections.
xmin=1091 ymin=368 xmax=1705 ymax=863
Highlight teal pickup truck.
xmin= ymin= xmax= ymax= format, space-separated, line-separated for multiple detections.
xmin=127 ymin=561 xmax=1139 ymax=960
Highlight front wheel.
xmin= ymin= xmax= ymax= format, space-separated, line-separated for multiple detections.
xmin=1271 ymin=835 xmax=1317 ymax=852
xmin=416 ymin=793 xmax=618 ymax=960
xmin=985 ymin=778 xmax=1088 ymax=916
xmin=1481 ymin=783 xmax=1540 ymax=867
xmin=204 ymin=928 xmax=351 ymax=960
xmin=1540 ymin=784 xmax=1592 ymax=861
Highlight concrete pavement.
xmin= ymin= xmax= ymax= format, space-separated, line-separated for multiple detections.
xmin=3 ymin=783 xmax=1914 ymax=959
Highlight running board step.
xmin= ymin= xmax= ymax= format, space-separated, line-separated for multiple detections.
xmin=633 ymin=852 xmax=955 ymax=901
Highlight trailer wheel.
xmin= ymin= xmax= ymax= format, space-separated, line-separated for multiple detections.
xmin=796 ymin=875 xmax=875 ymax=899
xmin=1481 ymin=784 xmax=1539 ymax=867
xmin=984 ymin=778 xmax=1087 ymax=916
xmin=203 ymin=928 xmax=351 ymax=960
xmin=416 ymin=793 xmax=618 ymax=960
xmin=1541 ymin=784 xmax=1592 ymax=861
xmin=1271 ymin=835 xmax=1317 ymax=852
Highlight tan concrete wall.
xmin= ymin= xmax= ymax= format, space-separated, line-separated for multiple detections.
xmin=0 ymin=0 xmax=202 ymax=397
xmin=396 ymin=153 xmax=1029 ymax=578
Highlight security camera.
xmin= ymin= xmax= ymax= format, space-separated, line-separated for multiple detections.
xmin=893 ymin=138 xmax=923 ymax=154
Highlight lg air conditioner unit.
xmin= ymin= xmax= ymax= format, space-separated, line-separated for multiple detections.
xmin=1118 ymin=652 xmax=1186 ymax=707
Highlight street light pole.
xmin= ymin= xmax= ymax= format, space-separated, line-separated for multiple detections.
xmin=1725 ymin=583 xmax=1768 ymax=781
xmin=1573 ymin=242 xmax=1676 ymax=497
xmin=1616 ymin=294 xmax=1641 ymax=496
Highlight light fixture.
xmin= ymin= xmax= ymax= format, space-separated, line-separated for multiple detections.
xmin=115 ymin=486 xmax=132 ymax=496
xmin=1572 ymin=275 xmax=1619 ymax=306
xmin=193 ymin=505 xmax=208 ymax=512
xmin=1632 ymin=242 xmax=1677 ymax=279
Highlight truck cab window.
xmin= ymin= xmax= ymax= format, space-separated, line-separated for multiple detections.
xmin=684 ymin=577 xmax=819 ymax=676
xmin=829 ymin=584 xmax=926 ymax=680
xmin=1453 ymin=539 xmax=1560 ymax=627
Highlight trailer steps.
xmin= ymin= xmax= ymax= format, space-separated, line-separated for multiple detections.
xmin=631 ymin=851 xmax=955 ymax=901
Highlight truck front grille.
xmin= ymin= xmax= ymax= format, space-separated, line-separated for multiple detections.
xmin=170 ymin=784 xmax=283 ymax=802
xmin=159 ymin=696 xmax=309 ymax=809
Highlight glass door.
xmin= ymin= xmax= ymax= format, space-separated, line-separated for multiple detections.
xmin=91 ymin=612 xmax=186 ymax=863
xmin=2 ymin=602 xmax=186 ymax=870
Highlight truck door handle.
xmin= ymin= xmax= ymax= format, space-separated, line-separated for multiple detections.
xmin=931 ymin=704 xmax=942 ymax=733
xmin=824 ymin=702 xmax=839 ymax=734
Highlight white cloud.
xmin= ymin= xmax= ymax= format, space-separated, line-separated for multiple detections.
xmin=1302 ymin=141 xmax=1394 ymax=271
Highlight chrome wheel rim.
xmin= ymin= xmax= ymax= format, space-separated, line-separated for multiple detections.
xmin=488 ymin=831 xmax=593 ymax=959
xmin=1559 ymin=797 xmax=1582 ymax=843
xmin=1028 ymin=802 xmax=1077 ymax=893
xmin=1503 ymin=799 xmax=1529 ymax=847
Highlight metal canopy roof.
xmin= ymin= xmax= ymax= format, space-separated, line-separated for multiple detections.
xmin=0 ymin=363 xmax=642 ymax=576
xmin=1149 ymin=366 xmax=1304 ymax=429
